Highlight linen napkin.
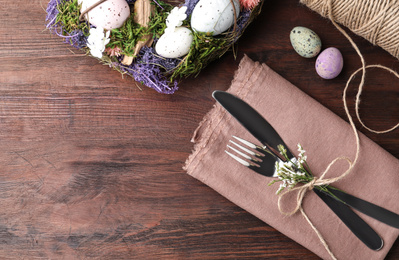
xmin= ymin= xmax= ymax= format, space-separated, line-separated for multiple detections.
xmin=184 ymin=55 xmax=399 ymax=259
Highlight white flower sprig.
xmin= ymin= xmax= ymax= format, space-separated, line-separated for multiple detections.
xmin=86 ymin=26 xmax=110 ymax=59
xmin=269 ymin=143 xmax=349 ymax=260
xmin=164 ymin=6 xmax=188 ymax=34
xmin=269 ymin=144 xmax=314 ymax=195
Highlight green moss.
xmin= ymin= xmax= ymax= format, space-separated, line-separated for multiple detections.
xmin=170 ymin=2 xmax=265 ymax=82
xmin=170 ymin=30 xmax=234 ymax=81
xmin=107 ymin=1 xmax=173 ymax=56
xmin=56 ymin=0 xmax=90 ymax=36
xmin=52 ymin=0 xmax=264 ymax=87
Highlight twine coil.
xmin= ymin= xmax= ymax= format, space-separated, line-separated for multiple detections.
xmin=300 ymin=0 xmax=399 ymax=60
xmin=278 ymin=1 xmax=399 ymax=259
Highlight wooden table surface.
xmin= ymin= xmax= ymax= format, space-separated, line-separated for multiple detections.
xmin=1 ymin=0 xmax=398 ymax=259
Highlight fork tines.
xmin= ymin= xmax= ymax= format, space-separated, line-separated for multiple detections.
xmin=225 ymin=136 xmax=265 ymax=167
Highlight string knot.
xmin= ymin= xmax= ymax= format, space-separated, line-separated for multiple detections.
xmin=277 ymin=156 xmax=352 ymax=216
xmin=307 ymin=177 xmax=317 ymax=190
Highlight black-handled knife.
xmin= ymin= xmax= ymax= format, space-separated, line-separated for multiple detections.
xmin=214 ymin=90 xmax=294 ymax=160
xmin=212 ymin=90 xmax=399 ymax=229
xmin=212 ymin=90 xmax=389 ymax=250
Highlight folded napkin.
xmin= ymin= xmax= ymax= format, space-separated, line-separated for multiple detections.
xmin=184 ymin=55 xmax=399 ymax=259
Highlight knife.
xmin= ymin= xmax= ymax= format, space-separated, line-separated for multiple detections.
xmin=213 ymin=90 xmax=399 ymax=229
xmin=213 ymin=90 xmax=386 ymax=250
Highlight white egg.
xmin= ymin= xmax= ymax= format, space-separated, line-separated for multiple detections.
xmin=79 ymin=0 xmax=130 ymax=30
xmin=155 ymin=27 xmax=193 ymax=59
xmin=190 ymin=0 xmax=240 ymax=36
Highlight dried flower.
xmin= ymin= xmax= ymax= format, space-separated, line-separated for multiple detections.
xmin=297 ymin=143 xmax=307 ymax=168
xmin=240 ymin=0 xmax=261 ymax=10
xmin=269 ymin=144 xmax=313 ymax=195
xmin=165 ymin=6 xmax=188 ymax=34
xmin=86 ymin=27 xmax=110 ymax=59
xmin=268 ymin=143 xmax=346 ymax=208
xmin=105 ymin=46 xmax=122 ymax=57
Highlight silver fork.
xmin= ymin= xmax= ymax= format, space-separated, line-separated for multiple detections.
xmin=225 ymin=135 xmax=384 ymax=251
xmin=225 ymin=136 xmax=280 ymax=178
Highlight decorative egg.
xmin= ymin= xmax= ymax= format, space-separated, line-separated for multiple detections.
xmin=78 ymin=0 xmax=130 ymax=30
xmin=155 ymin=27 xmax=193 ymax=58
xmin=315 ymin=47 xmax=344 ymax=79
xmin=190 ymin=0 xmax=240 ymax=36
xmin=290 ymin=26 xmax=321 ymax=58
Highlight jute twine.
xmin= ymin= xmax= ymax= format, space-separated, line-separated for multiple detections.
xmin=279 ymin=0 xmax=399 ymax=259
xmin=300 ymin=0 xmax=399 ymax=60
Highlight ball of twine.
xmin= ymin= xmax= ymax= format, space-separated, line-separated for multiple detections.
xmin=300 ymin=0 xmax=399 ymax=60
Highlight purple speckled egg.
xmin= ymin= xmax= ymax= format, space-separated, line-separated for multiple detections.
xmin=315 ymin=47 xmax=343 ymax=79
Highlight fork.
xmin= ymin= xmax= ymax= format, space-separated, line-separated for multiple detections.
xmin=225 ymin=135 xmax=384 ymax=251
xmin=226 ymin=136 xmax=280 ymax=178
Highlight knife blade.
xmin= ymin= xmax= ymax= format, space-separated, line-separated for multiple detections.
xmin=213 ymin=90 xmax=294 ymax=160
xmin=213 ymin=90 xmax=384 ymax=250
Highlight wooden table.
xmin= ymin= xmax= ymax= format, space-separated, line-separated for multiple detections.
xmin=0 ymin=0 xmax=398 ymax=258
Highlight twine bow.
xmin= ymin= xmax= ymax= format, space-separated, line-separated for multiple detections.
xmin=277 ymin=156 xmax=352 ymax=216
xmin=275 ymin=154 xmax=355 ymax=260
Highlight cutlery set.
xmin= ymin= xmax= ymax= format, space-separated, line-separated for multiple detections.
xmin=212 ymin=90 xmax=399 ymax=251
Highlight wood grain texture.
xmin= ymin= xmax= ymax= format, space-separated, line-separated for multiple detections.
xmin=0 ymin=0 xmax=398 ymax=259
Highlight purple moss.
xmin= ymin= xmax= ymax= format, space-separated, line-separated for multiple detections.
xmin=234 ymin=9 xmax=252 ymax=42
xmin=67 ymin=29 xmax=88 ymax=48
xmin=46 ymin=0 xmax=88 ymax=49
xmin=115 ymin=46 xmax=179 ymax=94
xmin=45 ymin=0 xmax=62 ymax=30
xmin=183 ymin=0 xmax=200 ymax=16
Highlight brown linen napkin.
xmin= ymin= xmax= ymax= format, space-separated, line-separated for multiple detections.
xmin=184 ymin=55 xmax=399 ymax=259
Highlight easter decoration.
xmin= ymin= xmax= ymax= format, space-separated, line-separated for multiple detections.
xmin=155 ymin=6 xmax=193 ymax=59
xmin=290 ymin=25 xmax=343 ymax=79
xmin=285 ymin=2 xmax=399 ymax=259
xmin=289 ymin=26 xmax=321 ymax=58
xmin=300 ymin=0 xmax=399 ymax=136
xmin=45 ymin=0 xmax=265 ymax=94
xmin=315 ymin=47 xmax=343 ymax=79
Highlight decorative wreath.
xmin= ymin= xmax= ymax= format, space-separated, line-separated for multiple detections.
xmin=46 ymin=0 xmax=264 ymax=94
